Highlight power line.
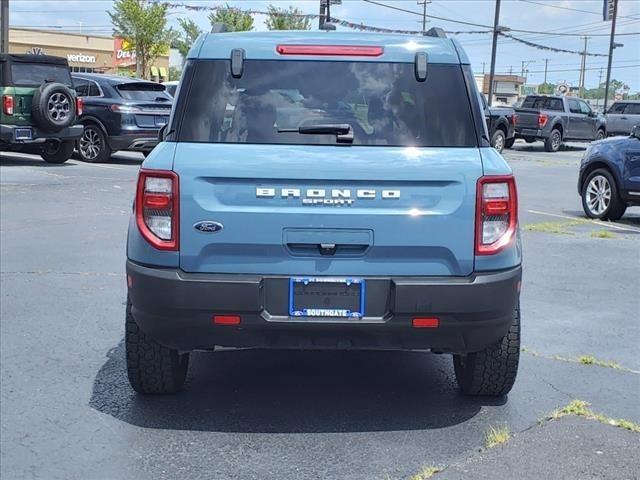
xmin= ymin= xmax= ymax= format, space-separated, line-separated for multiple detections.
xmin=518 ymin=0 xmax=637 ymax=20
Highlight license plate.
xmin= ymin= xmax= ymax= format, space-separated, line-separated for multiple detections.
xmin=155 ymin=116 xmax=168 ymax=126
xmin=289 ymin=278 xmax=365 ymax=318
xmin=15 ymin=128 xmax=32 ymax=140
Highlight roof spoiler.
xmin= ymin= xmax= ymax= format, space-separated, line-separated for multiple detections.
xmin=425 ymin=27 xmax=447 ymax=38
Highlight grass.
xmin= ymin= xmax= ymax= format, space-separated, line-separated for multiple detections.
xmin=485 ymin=425 xmax=510 ymax=448
xmin=409 ymin=466 xmax=442 ymax=480
xmin=520 ymin=347 xmax=636 ymax=373
xmin=591 ymin=230 xmax=615 ymax=238
xmin=547 ymin=399 xmax=640 ymax=433
xmin=523 ymin=220 xmax=586 ymax=235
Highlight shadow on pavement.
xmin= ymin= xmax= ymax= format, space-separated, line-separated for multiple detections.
xmin=90 ymin=340 xmax=502 ymax=434
xmin=562 ymin=209 xmax=640 ymax=228
xmin=0 ymin=153 xmax=72 ymax=167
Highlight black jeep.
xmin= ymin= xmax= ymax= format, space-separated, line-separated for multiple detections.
xmin=0 ymin=54 xmax=82 ymax=163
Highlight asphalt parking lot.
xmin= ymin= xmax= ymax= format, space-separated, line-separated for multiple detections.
xmin=1 ymin=141 xmax=639 ymax=480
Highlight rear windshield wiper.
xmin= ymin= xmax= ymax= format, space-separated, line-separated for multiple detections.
xmin=278 ymin=123 xmax=353 ymax=144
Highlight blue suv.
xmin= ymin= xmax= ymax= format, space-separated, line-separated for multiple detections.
xmin=125 ymin=31 xmax=522 ymax=396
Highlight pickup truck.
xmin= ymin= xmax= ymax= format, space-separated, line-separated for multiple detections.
xmin=515 ymin=95 xmax=606 ymax=152
xmin=125 ymin=31 xmax=522 ymax=397
xmin=480 ymin=94 xmax=516 ymax=152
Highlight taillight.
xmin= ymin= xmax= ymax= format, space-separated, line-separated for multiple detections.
xmin=511 ymin=113 xmax=518 ymax=126
xmin=475 ymin=175 xmax=518 ymax=255
xmin=110 ymin=104 xmax=140 ymax=113
xmin=276 ymin=44 xmax=383 ymax=56
xmin=76 ymin=97 xmax=83 ymax=116
xmin=135 ymin=169 xmax=179 ymax=250
xmin=3 ymin=95 xmax=14 ymax=115
xmin=538 ymin=113 xmax=548 ymax=128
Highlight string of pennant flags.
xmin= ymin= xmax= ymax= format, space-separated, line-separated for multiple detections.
xmin=157 ymin=1 xmax=609 ymax=56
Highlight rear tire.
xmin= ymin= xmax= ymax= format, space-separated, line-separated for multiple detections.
xmin=595 ymin=128 xmax=606 ymax=141
xmin=126 ymin=299 xmax=189 ymax=394
xmin=504 ymin=137 xmax=515 ymax=149
xmin=544 ymin=128 xmax=562 ymax=152
xmin=454 ymin=303 xmax=520 ymax=396
xmin=78 ymin=124 xmax=111 ymax=163
xmin=491 ymin=129 xmax=506 ymax=153
xmin=40 ymin=140 xmax=74 ymax=163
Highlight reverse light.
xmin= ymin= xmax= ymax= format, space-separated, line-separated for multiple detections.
xmin=475 ymin=175 xmax=518 ymax=255
xmin=111 ymin=104 xmax=141 ymax=113
xmin=76 ymin=97 xmax=83 ymax=116
xmin=3 ymin=95 xmax=14 ymax=115
xmin=135 ymin=169 xmax=179 ymax=250
xmin=276 ymin=45 xmax=384 ymax=56
xmin=538 ymin=113 xmax=548 ymax=128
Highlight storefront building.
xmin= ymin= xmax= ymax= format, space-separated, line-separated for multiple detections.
xmin=8 ymin=28 xmax=169 ymax=80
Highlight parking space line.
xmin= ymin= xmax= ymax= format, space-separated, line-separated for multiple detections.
xmin=67 ymin=160 xmax=127 ymax=170
xmin=527 ymin=209 xmax=640 ymax=233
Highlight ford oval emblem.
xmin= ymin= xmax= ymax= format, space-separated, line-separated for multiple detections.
xmin=193 ymin=221 xmax=223 ymax=233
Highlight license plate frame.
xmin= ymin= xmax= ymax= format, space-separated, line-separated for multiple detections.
xmin=15 ymin=128 xmax=33 ymax=140
xmin=289 ymin=277 xmax=365 ymax=318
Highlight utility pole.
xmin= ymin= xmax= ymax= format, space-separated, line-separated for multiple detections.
xmin=482 ymin=62 xmax=486 ymax=74
xmin=417 ymin=0 xmax=431 ymax=34
xmin=604 ymin=0 xmax=620 ymax=112
xmin=318 ymin=0 xmax=326 ymax=29
xmin=521 ymin=60 xmax=535 ymax=81
xmin=0 ymin=0 xmax=9 ymax=54
xmin=487 ymin=0 xmax=504 ymax=107
xmin=543 ymin=58 xmax=549 ymax=84
xmin=578 ymin=36 xmax=590 ymax=98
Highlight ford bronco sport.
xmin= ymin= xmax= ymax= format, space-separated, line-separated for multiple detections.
xmin=126 ymin=31 xmax=522 ymax=396
xmin=1 ymin=54 xmax=82 ymax=163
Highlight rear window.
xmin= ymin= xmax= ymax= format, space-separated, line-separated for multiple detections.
xmin=10 ymin=63 xmax=72 ymax=87
xmin=522 ymin=96 xmax=563 ymax=111
xmin=116 ymin=82 xmax=171 ymax=102
xmin=178 ymin=60 xmax=477 ymax=147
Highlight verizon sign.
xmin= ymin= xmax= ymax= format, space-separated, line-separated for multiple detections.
xmin=67 ymin=53 xmax=96 ymax=64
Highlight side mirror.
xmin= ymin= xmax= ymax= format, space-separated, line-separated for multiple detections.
xmin=158 ymin=124 xmax=168 ymax=142
xmin=631 ymin=125 xmax=640 ymax=139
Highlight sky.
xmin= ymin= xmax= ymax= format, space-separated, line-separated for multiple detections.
xmin=7 ymin=0 xmax=640 ymax=92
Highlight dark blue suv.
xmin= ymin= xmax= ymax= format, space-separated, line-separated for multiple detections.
xmin=72 ymin=74 xmax=172 ymax=162
xmin=579 ymin=125 xmax=640 ymax=220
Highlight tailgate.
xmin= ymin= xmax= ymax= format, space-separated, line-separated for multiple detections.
xmin=515 ymin=109 xmax=540 ymax=129
xmin=174 ymin=144 xmax=483 ymax=277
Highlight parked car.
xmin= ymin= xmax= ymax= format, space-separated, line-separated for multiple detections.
xmin=161 ymin=80 xmax=179 ymax=97
xmin=0 ymin=53 xmax=82 ymax=163
xmin=480 ymin=93 xmax=517 ymax=153
xmin=514 ymin=95 xmax=606 ymax=152
xmin=72 ymin=73 xmax=172 ymax=162
xmin=125 ymin=31 xmax=522 ymax=396
xmin=578 ymin=125 xmax=640 ymax=220
xmin=605 ymin=100 xmax=640 ymax=136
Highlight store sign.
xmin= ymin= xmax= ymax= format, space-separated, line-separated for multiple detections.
xmin=114 ymin=38 xmax=137 ymax=66
xmin=26 ymin=47 xmax=46 ymax=55
xmin=67 ymin=53 xmax=96 ymax=64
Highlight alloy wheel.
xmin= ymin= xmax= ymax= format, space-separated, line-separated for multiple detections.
xmin=47 ymin=92 xmax=70 ymax=123
xmin=79 ymin=127 xmax=102 ymax=160
xmin=585 ymin=175 xmax=611 ymax=216
xmin=551 ymin=131 xmax=561 ymax=150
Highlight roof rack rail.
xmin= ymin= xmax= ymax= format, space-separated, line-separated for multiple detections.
xmin=425 ymin=27 xmax=447 ymax=38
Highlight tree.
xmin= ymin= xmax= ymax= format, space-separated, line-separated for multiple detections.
xmin=537 ymin=82 xmax=555 ymax=94
xmin=168 ymin=66 xmax=182 ymax=81
xmin=208 ymin=4 xmax=254 ymax=32
xmin=265 ymin=5 xmax=311 ymax=30
xmin=174 ymin=18 xmax=202 ymax=61
xmin=109 ymin=0 xmax=173 ymax=79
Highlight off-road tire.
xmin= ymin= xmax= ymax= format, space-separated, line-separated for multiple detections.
xmin=40 ymin=140 xmax=74 ymax=164
xmin=544 ymin=128 xmax=562 ymax=152
xmin=453 ymin=303 xmax=520 ymax=396
xmin=581 ymin=168 xmax=627 ymax=221
xmin=491 ymin=129 xmax=506 ymax=153
xmin=504 ymin=137 xmax=515 ymax=149
xmin=125 ymin=299 xmax=189 ymax=394
xmin=78 ymin=123 xmax=112 ymax=163
xmin=32 ymin=82 xmax=76 ymax=132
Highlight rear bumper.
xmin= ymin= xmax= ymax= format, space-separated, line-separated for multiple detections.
xmin=515 ymin=127 xmax=545 ymax=139
xmin=108 ymin=130 xmax=158 ymax=152
xmin=127 ymin=261 xmax=522 ymax=354
xmin=1 ymin=124 xmax=83 ymax=143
